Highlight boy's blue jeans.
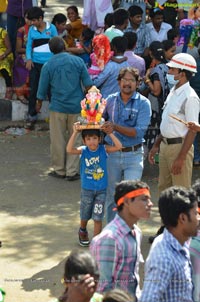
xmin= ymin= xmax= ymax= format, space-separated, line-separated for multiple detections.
xmin=80 ymin=188 xmax=106 ymax=221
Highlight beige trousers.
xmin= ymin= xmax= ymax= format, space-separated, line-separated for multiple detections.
xmin=49 ymin=111 xmax=81 ymax=177
xmin=158 ymin=141 xmax=194 ymax=194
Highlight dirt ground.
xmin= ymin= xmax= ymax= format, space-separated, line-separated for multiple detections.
xmin=0 ymin=127 xmax=199 ymax=302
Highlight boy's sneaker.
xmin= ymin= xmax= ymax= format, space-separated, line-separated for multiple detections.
xmin=78 ymin=228 xmax=90 ymax=247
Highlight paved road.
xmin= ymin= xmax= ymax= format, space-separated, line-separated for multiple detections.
xmin=0 ymin=1 xmax=200 ymax=301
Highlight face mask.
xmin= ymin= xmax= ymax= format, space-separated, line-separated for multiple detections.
xmin=166 ymin=74 xmax=179 ymax=86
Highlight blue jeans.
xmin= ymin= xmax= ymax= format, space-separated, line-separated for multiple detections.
xmin=106 ymin=147 xmax=144 ymax=223
xmin=28 ymin=63 xmax=43 ymax=120
xmin=80 ymin=188 xmax=106 ymax=221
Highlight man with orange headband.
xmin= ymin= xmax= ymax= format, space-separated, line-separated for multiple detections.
xmin=90 ymin=180 xmax=153 ymax=299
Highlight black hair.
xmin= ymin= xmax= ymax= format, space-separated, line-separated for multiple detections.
xmin=114 ymin=180 xmax=149 ymax=212
xmin=66 ymin=5 xmax=79 ymax=15
xmin=81 ymin=28 xmax=95 ymax=41
xmin=124 ymin=32 xmax=137 ymax=50
xmin=149 ymin=8 xmax=164 ymax=18
xmin=192 ymin=179 xmax=200 ymax=208
xmin=111 ymin=36 xmax=128 ymax=54
xmin=103 ymin=288 xmax=132 ymax=302
xmin=158 ymin=186 xmax=197 ymax=228
xmin=63 ymin=250 xmax=99 ymax=282
xmin=49 ymin=36 xmax=65 ymax=54
xmin=113 ymin=8 xmax=129 ymax=26
xmin=52 ymin=13 xmax=67 ymax=25
xmin=24 ymin=8 xmax=31 ymax=18
xmin=181 ymin=69 xmax=194 ymax=81
xmin=128 ymin=5 xmax=143 ymax=17
xmin=162 ymin=39 xmax=175 ymax=51
xmin=149 ymin=41 xmax=166 ymax=63
xmin=59 ymin=250 xmax=99 ymax=302
xmin=27 ymin=6 xmax=44 ymax=20
xmin=167 ymin=28 xmax=179 ymax=41
xmin=104 ymin=13 xmax=114 ymax=28
xmin=81 ymin=129 xmax=101 ymax=140
xmin=117 ymin=66 xmax=140 ymax=82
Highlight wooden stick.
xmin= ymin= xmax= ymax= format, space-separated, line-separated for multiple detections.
xmin=169 ymin=114 xmax=188 ymax=126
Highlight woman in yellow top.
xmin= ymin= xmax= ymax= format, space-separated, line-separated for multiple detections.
xmin=66 ymin=5 xmax=84 ymax=46
xmin=0 ymin=27 xmax=13 ymax=100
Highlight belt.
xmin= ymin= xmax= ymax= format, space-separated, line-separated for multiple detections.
xmin=162 ymin=137 xmax=183 ymax=145
xmin=121 ymin=143 xmax=142 ymax=152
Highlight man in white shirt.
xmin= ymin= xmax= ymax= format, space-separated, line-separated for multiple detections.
xmin=145 ymin=8 xmax=172 ymax=46
xmin=148 ymin=53 xmax=200 ymax=193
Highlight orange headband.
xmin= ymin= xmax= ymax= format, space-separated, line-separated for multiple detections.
xmin=117 ymin=188 xmax=150 ymax=207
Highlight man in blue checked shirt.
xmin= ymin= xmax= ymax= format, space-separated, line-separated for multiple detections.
xmin=140 ymin=186 xmax=199 ymax=302
xmin=101 ymin=66 xmax=151 ymax=223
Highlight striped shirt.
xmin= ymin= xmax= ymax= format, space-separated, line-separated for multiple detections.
xmin=125 ymin=22 xmax=149 ymax=55
xmin=140 ymin=228 xmax=194 ymax=302
xmin=26 ymin=22 xmax=57 ymax=64
xmin=90 ymin=214 xmax=143 ymax=299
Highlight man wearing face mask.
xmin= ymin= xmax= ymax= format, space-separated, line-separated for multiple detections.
xmin=149 ymin=53 xmax=200 ymax=193
xmin=166 ymin=70 xmax=179 ymax=90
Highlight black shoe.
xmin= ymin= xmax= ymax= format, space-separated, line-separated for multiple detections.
xmin=66 ymin=173 xmax=80 ymax=181
xmin=48 ymin=171 xmax=65 ymax=179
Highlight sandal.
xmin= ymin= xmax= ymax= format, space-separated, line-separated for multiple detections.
xmin=24 ymin=121 xmax=36 ymax=130
xmin=17 ymin=96 xmax=29 ymax=105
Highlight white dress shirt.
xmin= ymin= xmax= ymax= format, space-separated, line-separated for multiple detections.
xmin=145 ymin=22 xmax=172 ymax=45
xmin=160 ymin=82 xmax=200 ymax=138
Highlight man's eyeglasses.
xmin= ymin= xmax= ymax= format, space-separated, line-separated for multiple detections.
xmin=121 ymin=78 xmax=136 ymax=83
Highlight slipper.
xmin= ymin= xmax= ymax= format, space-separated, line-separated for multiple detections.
xmin=18 ymin=97 xmax=29 ymax=105
xmin=24 ymin=121 xmax=36 ymax=130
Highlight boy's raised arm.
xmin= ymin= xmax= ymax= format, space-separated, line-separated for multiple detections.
xmin=106 ymin=132 xmax=122 ymax=153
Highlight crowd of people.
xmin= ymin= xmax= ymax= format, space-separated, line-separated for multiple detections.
xmin=55 ymin=180 xmax=200 ymax=302
xmin=1 ymin=0 xmax=200 ymax=302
